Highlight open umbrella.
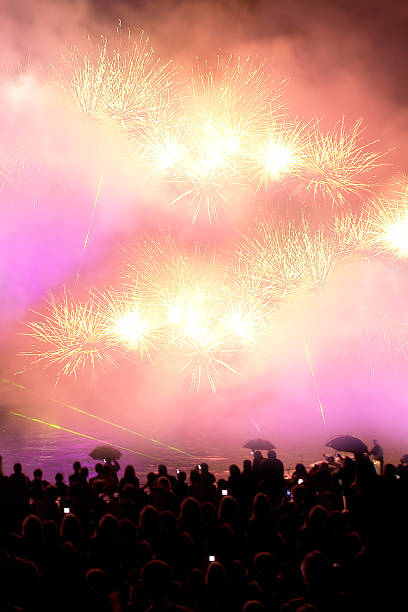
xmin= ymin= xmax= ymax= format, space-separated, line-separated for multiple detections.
xmin=326 ymin=436 xmax=367 ymax=454
xmin=243 ymin=438 xmax=276 ymax=451
xmin=90 ymin=445 xmax=122 ymax=461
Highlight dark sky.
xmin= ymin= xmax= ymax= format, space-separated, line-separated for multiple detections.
xmin=77 ymin=0 xmax=408 ymax=104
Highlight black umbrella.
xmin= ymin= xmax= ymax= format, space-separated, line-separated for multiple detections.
xmin=326 ymin=436 xmax=368 ymax=454
xmin=90 ymin=445 xmax=122 ymax=461
xmin=243 ymin=438 xmax=276 ymax=451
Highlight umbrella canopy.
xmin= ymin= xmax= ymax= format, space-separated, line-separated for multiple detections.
xmin=326 ymin=436 xmax=368 ymax=454
xmin=243 ymin=438 xmax=276 ymax=451
xmin=90 ymin=445 xmax=122 ymax=461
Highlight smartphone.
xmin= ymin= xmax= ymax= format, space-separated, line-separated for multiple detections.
xmin=286 ymin=489 xmax=292 ymax=500
xmin=197 ymin=464 xmax=202 ymax=470
xmin=103 ymin=459 xmax=107 ymax=463
xmin=209 ymin=555 xmax=215 ymax=562
xmin=396 ymin=475 xmax=401 ymax=480
xmin=176 ymin=469 xmax=180 ymax=474
xmin=222 ymin=489 xmax=228 ymax=496
xmin=250 ymin=450 xmax=254 ymax=455
xmin=63 ymin=507 xmax=70 ymax=514
xmin=298 ymin=478 xmax=303 ymax=484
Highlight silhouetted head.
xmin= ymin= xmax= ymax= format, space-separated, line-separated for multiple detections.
xmin=219 ymin=495 xmax=240 ymax=526
xmin=85 ymin=568 xmax=110 ymax=597
xmin=187 ymin=567 xmax=205 ymax=591
xmin=124 ymin=465 xmax=136 ymax=480
xmin=177 ymin=470 xmax=187 ymax=482
xmin=158 ymin=464 xmax=167 ymax=476
xmin=243 ymin=459 xmax=252 ymax=470
xmin=142 ymin=560 xmax=172 ymax=603
xmin=13 ymin=463 xmax=22 ymax=474
xmin=22 ymin=514 xmax=43 ymax=543
xmin=99 ymin=514 xmax=119 ymax=540
xmin=307 ymin=505 xmax=329 ymax=530
xmin=61 ymin=513 xmax=81 ymax=542
xmin=201 ymin=502 xmax=218 ymax=526
xmin=33 ymin=468 xmax=42 ymax=479
xmin=206 ymin=561 xmax=226 ymax=589
xmin=267 ymin=450 xmax=277 ymax=460
xmin=140 ymin=505 xmax=160 ymax=534
xmin=73 ymin=461 xmax=81 ymax=473
xmin=243 ymin=601 xmax=265 ymax=612
xmin=181 ymin=497 xmax=201 ymax=527
xmin=254 ymin=552 xmax=278 ymax=583
xmin=384 ymin=463 xmax=397 ymax=479
xmin=229 ymin=464 xmax=241 ymax=478
xmin=301 ymin=550 xmax=334 ymax=589
xmin=252 ymin=492 xmax=272 ymax=522
xmin=158 ymin=476 xmax=171 ymax=492
xmin=146 ymin=472 xmax=157 ymax=486
xmin=295 ymin=463 xmax=307 ymax=476
xmin=190 ymin=469 xmax=201 ymax=483
xmin=55 ymin=472 xmax=64 ymax=483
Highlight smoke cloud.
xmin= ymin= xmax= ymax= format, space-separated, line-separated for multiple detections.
xmin=1 ymin=0 xmax=408 ymax=472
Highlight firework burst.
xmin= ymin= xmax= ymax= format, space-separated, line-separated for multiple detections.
xmin=331 ymin=211 xmax=374 ymax=255
xmin=22 ymin=290 xmax=114 ymax=379
xmin=53 ymin=29 xmax=178 ymax=131
xmin=239 ymin=221 xmax=339 ymax=301
xmin=370 ymin=194 xmax=408 ymax=258
xmin=102 ymin=290 xmax=158 ymax=361
xmin=300 ymin=119 xmax=384 ymax=206
xmin=252 ymin=120 xmax=308 ymax=190
xmin=166 ymin=55 xmax=285 ymax=221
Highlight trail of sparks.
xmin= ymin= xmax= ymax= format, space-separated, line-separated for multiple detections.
xmin=303 ymin=339 xmax=326 ymax=425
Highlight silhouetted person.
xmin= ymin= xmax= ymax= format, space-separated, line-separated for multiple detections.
xmin=142 ymin=559 xmax=192 ymax=611
xmin=69 ymin=461 xmax=81 ymax=485
xmin=260 ymin=450 xmax=284 ymax=503
xmin=54 ymin=472 xmax=68 ymax=497
xmin=368 ymin=439 xmax=384 ymax=475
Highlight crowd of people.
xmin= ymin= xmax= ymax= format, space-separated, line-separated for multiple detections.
xmin=0 ymin=449 xmax=407 ymax=611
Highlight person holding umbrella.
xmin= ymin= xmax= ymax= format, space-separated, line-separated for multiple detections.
xmin=368 ymin=439 xmax=384 ymax=475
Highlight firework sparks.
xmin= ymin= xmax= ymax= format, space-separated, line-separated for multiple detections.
xmin=53 ymin=29 xmax=178 ymax=131
xmin=331 ymin=211 xmax=374 ymax=255
xmin=166 ymin=55 xmax=285 ymax=222
xmin=371 ymin=195 xmax=408 ymax=258
xmin=252 ymin=120 xmax=308 ymax=189
xmin=22 ymin=290 xmax=114 ymax=379
xmin=239 ymin=221 xmax=339 ymax=300
xmin=121 ymin=237 xmax=252 ymax=390
xmin=102 ymin=291 xmax=158 ymax=360
xmin=301 ymin=119 xmax=384 ymax=206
